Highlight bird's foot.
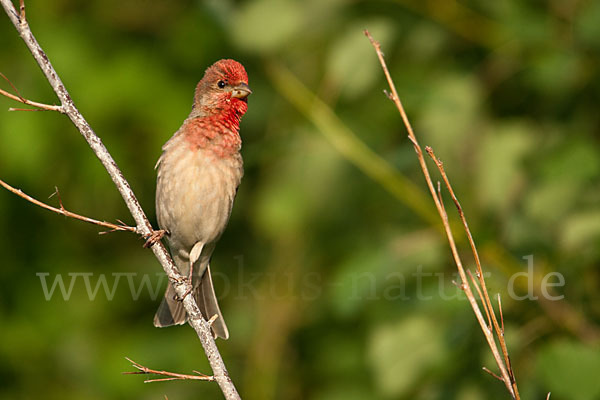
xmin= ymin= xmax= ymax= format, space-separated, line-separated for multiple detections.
xmin=143 ymin=229 xmax=169 ymax=248
xmin=173 ymin=285 xmax=194 ymax=302
xmin=179 ymin=267 xmax=195 ymax=300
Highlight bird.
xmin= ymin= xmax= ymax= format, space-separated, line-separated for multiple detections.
xmin=153 ymin=59 xmax=251 ymax=339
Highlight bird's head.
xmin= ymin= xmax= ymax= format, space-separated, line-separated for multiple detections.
xmin=193 ymin=59 xmax=251 ymax=118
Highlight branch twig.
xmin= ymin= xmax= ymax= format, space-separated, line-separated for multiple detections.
xmin=0 ymin=178 xmax=136 ymax=233
xmin=124 ymin=358 xmax=214 ymax=383
xmin=482 ymin=366 xmax=504 ymax=382
xmin=365 ymin=30 xmax=520 ymax=399
xmin=0 ymin=72 xmax=64 ymax=112
xmin=0 ymin=1 xmax=240 ymax=398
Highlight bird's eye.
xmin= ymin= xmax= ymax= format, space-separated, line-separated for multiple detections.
xmin=217 ymin=80 xmax=226 ymax=89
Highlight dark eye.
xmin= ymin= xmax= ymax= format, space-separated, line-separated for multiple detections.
xmin=217 ymin=80 xmax=226 ymax=89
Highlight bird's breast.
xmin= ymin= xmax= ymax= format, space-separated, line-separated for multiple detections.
xmin=156 ymin=137 xmax=243 ymax=251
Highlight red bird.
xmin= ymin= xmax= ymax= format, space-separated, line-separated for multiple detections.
xmin=154 ymin=59 xmax=251 ymax=339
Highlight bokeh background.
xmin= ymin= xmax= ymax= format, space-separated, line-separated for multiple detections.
xmin=1 ymin=0 xmax=600 ymax=399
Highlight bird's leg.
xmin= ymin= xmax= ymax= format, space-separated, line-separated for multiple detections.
xmin=175 ymin=257 xmax=197 ymax=301
xmin=178 ymin=242 xmax=205 ymax=300
xmin=177 ymin=263 xmax=195 ymax=300
xmin=189 ymin=242 xmax=204 ymax=282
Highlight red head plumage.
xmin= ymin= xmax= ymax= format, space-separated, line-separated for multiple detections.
xmin=183 ymin=59 xmax=251 ymax=157
xmin=192 ymin=59 xmax=251 ymax=119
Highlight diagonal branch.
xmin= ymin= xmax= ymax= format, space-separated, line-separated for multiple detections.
xmin=0 ymin=1 xmax=240 ymax=399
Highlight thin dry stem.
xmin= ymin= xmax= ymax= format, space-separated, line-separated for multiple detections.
xmin=366 ymin=29 xmax=519 ymax=399
xmin=1 ymin=71 xmax=24 ymax=98
xmin=498 ymin=294 xmax=505 ymax=335
xmin=436 ymin=181 xmax=446 ymax=215
xmin=482 ymin=367 xmax=504 ymax=382
xmin=0 ymin=178 xmax=136 ymax=233
xmin=426 ymin=146 xmax=518 ymax=396
xmin=124 ymin=358 xmax=214 ymax=383
xmin=468 ymin=269 xmax=492 ymax=330
xmin=0 ymin=72 xmax=64 ymax=112
xmin=451 ymin=280 xmax=464 ymax=290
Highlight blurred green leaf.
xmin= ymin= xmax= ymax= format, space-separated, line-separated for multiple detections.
xmin=499 ymin=1 xmax=551 ymax=46
xmin=327 ymin=20 xmax=394 ymax=99
xmin=560 ymin=210 xmax=600 ymax=252
xmin=576 ymin=0 xmax=600 ymax=48
xmin=419 ymin=74 xmax=482 ymax=162
xmin=368 ymin=315 xmax=445 ymax=397
xmin=253 ymin=162 xmax=311 ymax=238
xmin=404 ymin=22 xmax=446 ymax=61
xmin=537 ymin=340 xmax=600 ymax=400
xmin=526 ymin=141 xmax=600 ymax=223
xmin=527 ymin=49 xmax=582 ymax=96
xmin=313 ymin=385 xmax=373 ymax=400
xmin=476 ymin=121 xmax=535 ymax=213
xmin=329 ymin=247 xmax=390 ymax=317
xmin=0 ymin=115 xmax=50 ymax=178
xmin=231 ymin=0 xmax=304 ymax=52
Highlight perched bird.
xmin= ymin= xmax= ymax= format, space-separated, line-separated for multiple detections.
xmin=153 ymin=59 xmax=251 ymax=339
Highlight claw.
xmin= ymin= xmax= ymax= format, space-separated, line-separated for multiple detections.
xmin=143 ymin=229 xmax=168 ymax=248
xmin=176 ymin=286 xmax=193 ymax=301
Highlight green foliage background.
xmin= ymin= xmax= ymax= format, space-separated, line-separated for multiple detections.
xmin=1 ymin=0 xmax=600 ymax=399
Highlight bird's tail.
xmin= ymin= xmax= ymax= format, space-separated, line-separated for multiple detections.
xmin=153 ymin=265 xmax=229 ymax=340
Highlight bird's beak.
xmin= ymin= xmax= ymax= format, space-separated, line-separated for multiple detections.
xmin=230 ymin=83 xmax=252 ymax=99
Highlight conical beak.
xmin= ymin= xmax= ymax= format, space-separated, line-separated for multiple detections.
xmin=231 ymin=83 xmax=252 ymax=99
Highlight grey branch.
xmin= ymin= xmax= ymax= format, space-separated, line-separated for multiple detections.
xmin=0 ymin=1 xmax=240 ymax=398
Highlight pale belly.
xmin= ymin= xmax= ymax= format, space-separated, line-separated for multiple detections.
xmin=155 ymin=142 xmax=243 ymax=253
